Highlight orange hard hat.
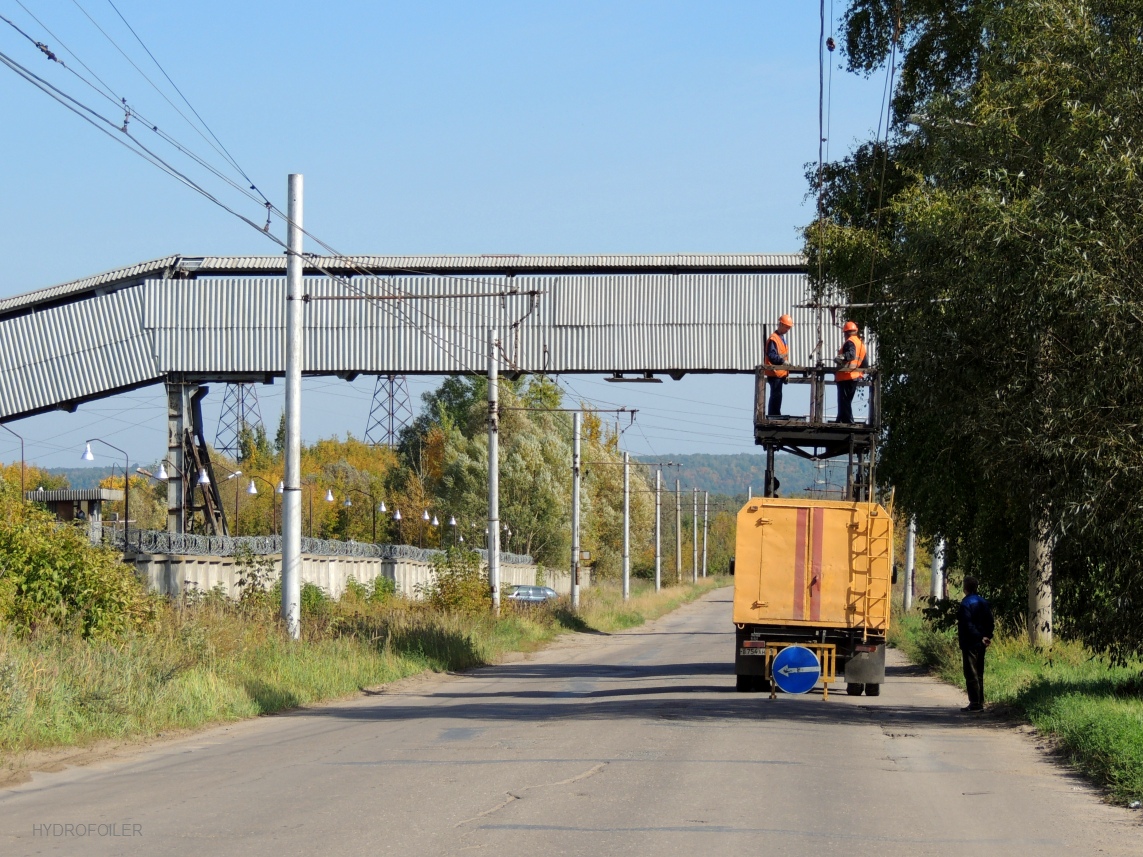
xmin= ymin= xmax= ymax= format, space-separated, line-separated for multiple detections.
xmin=843 ymin=321 xmax=859 ymax=333
xmin=778 ymin=314 xmax=794 ymax=327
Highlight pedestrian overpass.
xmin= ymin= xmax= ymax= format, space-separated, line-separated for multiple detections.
xmin=0 ymin=253 xmax=814 ymax=531
xmin=0 ymin=253 xmax=814 ymax=421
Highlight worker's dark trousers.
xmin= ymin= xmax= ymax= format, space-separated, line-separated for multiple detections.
xmin=766 ymin=377 xmax=784 ymax=416
xmin=962 ymin=646 xmax=986 ymax=707
xmin=836 ymin=380 xmax=858 ymax=423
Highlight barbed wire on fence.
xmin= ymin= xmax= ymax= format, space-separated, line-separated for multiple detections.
xmin=104 ymin=529 xmax=533 ymax=566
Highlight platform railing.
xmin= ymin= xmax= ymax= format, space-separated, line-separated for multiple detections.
xmin=753 ymin=365 xmax=881 ymax=430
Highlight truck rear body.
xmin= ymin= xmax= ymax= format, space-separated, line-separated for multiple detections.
xmin=733 ymin=497 xmax=892 ymax=694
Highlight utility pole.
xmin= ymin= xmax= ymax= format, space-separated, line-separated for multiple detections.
xmin=488 ymin=329 xmax=501 ymax=615
xmin=930 ymin=537 xmax=945 ymax=600
xmin=691 ymin=487 xmax=698 ymax=584
xmin=281 ymin=174 xmax=303 ymax=641
xmin=622 ymin=451 xmax=630 ymax=602
xmin=702 ymin=491 xmax=708 ymax=578
xmin=654 ymin=467 xmax=662 ymax=592
xmin=675 ymin=479 xmax=682 ymax=584
xmin=571 ymin=412 xmax=582 ymax=609
xmin=903 ymin=517 xmax=916 ymax=612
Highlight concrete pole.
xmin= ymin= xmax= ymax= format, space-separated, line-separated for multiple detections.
xmin=622 ymin=452 xmax=630 ymax=602
xmin=692 ymin=487 xmax=698 ymax=584
xmin=281 ymin=174 xmax=303 ymax=640
xmin=654 ymin=467 xmax=662 ymax=592
xmin=571 ymin=412 xmax=582 ymax=609
xmin=903 ymin=517 xmax=916 ymax=613
xmin=702 ymin=491 xmax=709 ymax=578
xmin=930 ymin=537 xmax=945 ymax=601
xmin=488 ymin=329 xmax=501 ymax=615
xmin=1028 ymin=509 xmax=1053 ymax=647
xmin=675 ymin=479 xmax=682 ymax=584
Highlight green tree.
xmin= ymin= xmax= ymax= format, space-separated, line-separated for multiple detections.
xmin=810 ymin=0 xmax=1143 ymax=659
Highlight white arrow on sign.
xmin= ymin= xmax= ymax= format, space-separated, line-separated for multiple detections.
xmin=777 ymin=664 xmax=819 ymax=677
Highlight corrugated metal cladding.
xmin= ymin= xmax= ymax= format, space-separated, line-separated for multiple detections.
xmin=0 ymin=288 xmax=161 ymax=419
xmin=192 ymin=253 xmax=805 ymax=272
xmin=145 ymin=273 xmax=817 ymax=375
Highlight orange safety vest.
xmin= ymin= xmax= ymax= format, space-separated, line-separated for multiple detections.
xmin=836 ymin=334 xmax=866 ymax=381
xmin=764 ymin=332 xmax=789 ymax=378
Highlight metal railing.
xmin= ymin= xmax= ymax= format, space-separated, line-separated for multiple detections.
xmin=105 ymin=529 xmax=533 ymax=566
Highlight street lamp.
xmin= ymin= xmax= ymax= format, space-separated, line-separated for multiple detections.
xmin=449 ymin=515 xmax=457 ymax=548
xmin=421 ymin=508 xmax=430 ymax=548
xmin=212 ymin=463 xmax=245 ymax=535
xmin=83 ymin=438 xmax=130 ymax=549
xmin=1 ymin=424 xmax=25 ymax=495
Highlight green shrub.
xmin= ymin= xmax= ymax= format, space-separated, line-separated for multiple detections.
xmin=369 ymin=576 xmax=397 ymax=603
xmin=417 ymin=547 xmax=490 ymax=615
xmin=300 ymin=582 xmax=330 ymax=617
xmin=0 ymin=480 xmax=151 ymax=637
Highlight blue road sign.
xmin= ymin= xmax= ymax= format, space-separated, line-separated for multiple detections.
xmin=771 ymin=645 xmax=821 ymax=695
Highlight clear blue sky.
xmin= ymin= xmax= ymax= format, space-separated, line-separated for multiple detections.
xmin=0 ymin=1 xmax=887 ymax=470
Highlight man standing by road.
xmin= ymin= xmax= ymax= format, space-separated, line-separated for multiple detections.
xmin=833 ymin=320 xmax=866 ymax=423
xmin=763 ymin=314 xmax=794 ymax=417
xmin=957 ymin=576 xmax=995 ymax=712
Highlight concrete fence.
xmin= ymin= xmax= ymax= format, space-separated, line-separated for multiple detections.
xmin=128 ymin=552 xmax=573 ymax=601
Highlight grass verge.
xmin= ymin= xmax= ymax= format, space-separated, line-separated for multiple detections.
xmin=0 ymin=576 xmax=728 ymax=762
xmin=890 ymin=612 xmax=1143 ymax=805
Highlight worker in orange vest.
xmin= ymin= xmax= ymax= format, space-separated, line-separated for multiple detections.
xmin=833 ymin=321 xmax=867 ymax=423
xmin=763 ymin=314 xmax=794 ymax=417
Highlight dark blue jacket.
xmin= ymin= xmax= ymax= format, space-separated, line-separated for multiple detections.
xmin=957 ymin=593 xmax=995 ymax=651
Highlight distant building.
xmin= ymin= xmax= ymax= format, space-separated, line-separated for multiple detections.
xmin=26 ymin=488 xmax=124 ymax=544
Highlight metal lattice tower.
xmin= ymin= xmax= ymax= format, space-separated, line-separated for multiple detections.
xmin=365 ymin=374 xmax=414 ymax=446
xmin=214 ymin=383 xmax=265 ymax=461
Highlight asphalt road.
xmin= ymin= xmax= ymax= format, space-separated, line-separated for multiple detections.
xmin=1 ymin=588 xmax=1138 ymax=856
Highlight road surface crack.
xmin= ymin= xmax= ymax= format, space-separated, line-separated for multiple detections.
xmin=454 ymin=763 xmax=608 ymax=826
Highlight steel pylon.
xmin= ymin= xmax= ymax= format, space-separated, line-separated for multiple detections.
xmin=364 ymin=374 xmax=413 ymax=446
xmin=214 ymin=383 xmax=265 ymax=461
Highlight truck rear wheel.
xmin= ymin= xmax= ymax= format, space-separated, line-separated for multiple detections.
xmin=736 ymin=675 xmax=769 ymax=693
xmin=846 ymin=683 xmax=864 ymax=696
xmin=864 ymin=683 xmax=881 ymax=697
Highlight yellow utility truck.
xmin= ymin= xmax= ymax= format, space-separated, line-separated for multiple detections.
xmin=733 ymin=496 xmax=892 ymax=696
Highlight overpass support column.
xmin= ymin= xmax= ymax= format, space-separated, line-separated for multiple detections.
xmin=165 ymin=379 xmax=195 ymax=534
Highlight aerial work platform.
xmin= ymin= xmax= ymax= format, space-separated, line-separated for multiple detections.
xmin=752 ymin=365 xmax=881 ymax=501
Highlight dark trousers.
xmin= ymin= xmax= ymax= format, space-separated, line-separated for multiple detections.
xmin=962 ymin=646 xmax=986 ymax=707
xmin=837 ymin=380 xmax=858 ymax=423
xmin=766 ymin=377 xmax=784 ymax=416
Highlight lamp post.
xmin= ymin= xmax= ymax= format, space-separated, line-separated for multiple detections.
xmin=210 ymin=462 xmax=245 ymax=535
xmin=247 ymin=475 xmax=281 ymax=535
xmin=392 ymin=508 xmax=402 ymax=544
xmin=1 ymin=424 xmax=25 ymax=495
xmin=421 ymin=508 xmax=430 ymax=548
xmin=83 ymin=438 xmax=130 ymax=549
xmin=449 ymin=515 xmax=457 ymax=548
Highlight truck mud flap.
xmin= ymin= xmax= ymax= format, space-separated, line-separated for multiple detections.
xmin=844 ymin=644 xmax=886 ymax=684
